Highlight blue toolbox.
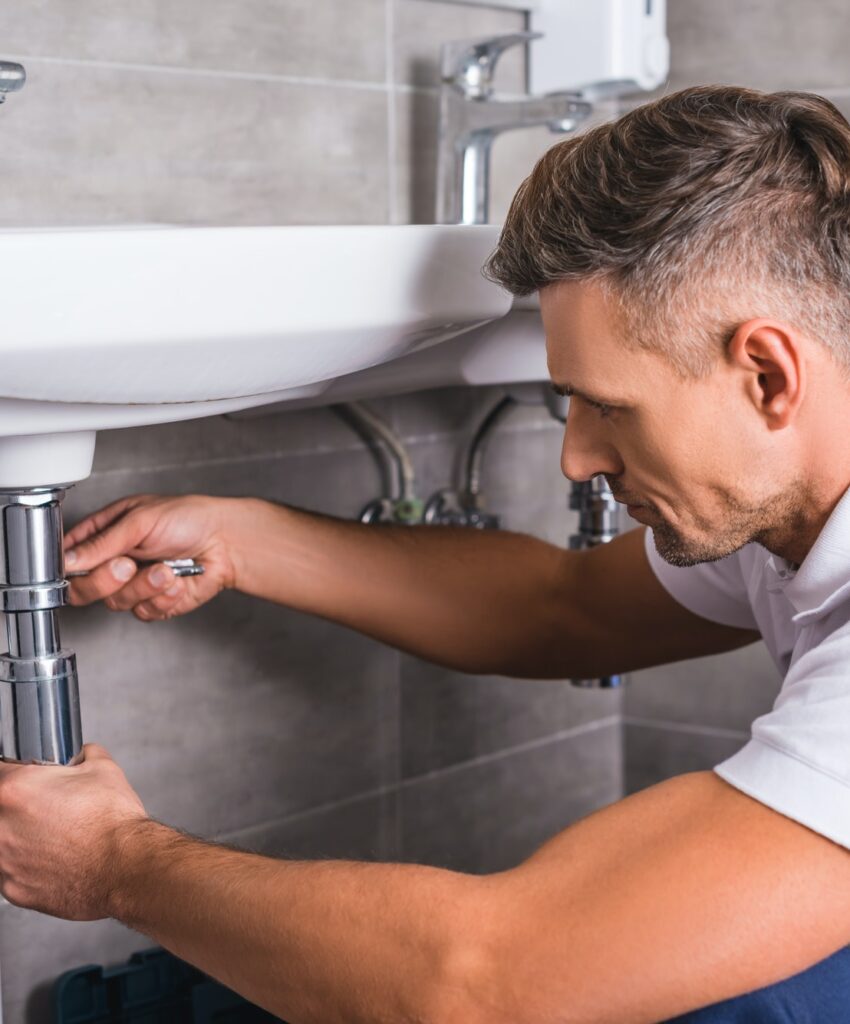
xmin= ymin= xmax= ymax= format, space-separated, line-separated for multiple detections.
xmin=53 ymin=947 xmax=284 ymax=1023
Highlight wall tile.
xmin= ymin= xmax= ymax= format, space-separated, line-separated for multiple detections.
xmin=400 ymin=721 xmax=621 ymax=873
xmin=0 ymin=61 xmax=389 ymax=227
xmin=89 ymin=406 xmax=364 ymax=477
xmin=222 ymin=787 xmax=400 ymax=861
xmin=401 ymin=658 xmax=619 ymax=778
xmin=668 ymin=0 xmax=850 ymax=92
xmin=392 ymin=0 xmax=526 ymax=91
xmin=625 ymin=642 xmax=782 ymax=735
xmin=62 ymin=443 xmax=404 ymax=838
xmin=65 ymin=595 xmax=400 ymax=837
xmin=623 ymin=722 xmax=746 ymax=796
xmin=7 ymin=0 xmax=388 ymax=84
xmin=393 ymin=87 xmax=440 ymax=224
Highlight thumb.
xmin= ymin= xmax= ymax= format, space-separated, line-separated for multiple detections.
xmin=65 ymin=511 xmax=150 ymax=574
xmin=78 ymin=744 xmax=115 ymax=764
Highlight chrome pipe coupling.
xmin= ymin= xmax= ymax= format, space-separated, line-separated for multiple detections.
xmin=569 ymin=477 xmax=623 ymax=690
xmin=0 ymin=488 xmax=82 ymax=765
xmin=568 ymin=477 xmax=620 ymax=548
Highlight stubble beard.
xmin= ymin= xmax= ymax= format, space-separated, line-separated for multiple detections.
xmin=645 ymin=486 xmax=804 ymax=568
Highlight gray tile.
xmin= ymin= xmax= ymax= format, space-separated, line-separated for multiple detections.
xmin=393 ymin=87 xmax=440 ymax=224
xmin=222 ymin=787 xmax=400 ymax=861
xmin=478 ymin=416 xmax=570 ymax=514
xmin=89 ymin=405 xmax=364 ymax=477
xmin=668 ymin=0 xmax=850 ymax=92
xmin=65 ymin=594 xmax=400 ymax=837
xmin=401 ymin=656 xmax=620 ymax=778
xmin=392 ymin=0 xmax=526 ymax=90
xmin=625 ymin=642 xmax=782 ymax=734
xmin=400 ymin=722 xmax=621 ymax=873
xmin=7 ymin=0 xmax=388 ymax=83
xmin=386 ymin=385 xmax=506 ymax=442
xmin=61 ymin=443 xmax=404 ymax=839
xmin=0 ymin=903 xmax=150 ymax=1024
xmin=66 ymin=438 xmax=390 ymax=528
xmin=624 ymin=722 xmax=746 ymax=796
xmin=0 ymin=61 xmax=389 ymax=227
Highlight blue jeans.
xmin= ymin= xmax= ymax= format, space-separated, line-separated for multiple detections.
xmin=664 ymin=946 xmax=850 ymax=1022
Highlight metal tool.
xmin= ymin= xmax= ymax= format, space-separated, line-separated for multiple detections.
xmin=67 ymin=558 xmax=205 ymax=579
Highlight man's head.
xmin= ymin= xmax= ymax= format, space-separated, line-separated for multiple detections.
xmin=486 ymin=85 xmax=850 ymax=566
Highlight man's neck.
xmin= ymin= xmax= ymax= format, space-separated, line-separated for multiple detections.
xmin=758 ymin=477 xmax=850 ymax=566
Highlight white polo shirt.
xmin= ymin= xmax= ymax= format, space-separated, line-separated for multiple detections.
xmin=644 ymin=486 xmax=850 ymax=850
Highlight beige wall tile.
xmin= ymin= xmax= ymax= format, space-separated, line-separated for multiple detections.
xmin=668 ymin=0 xmax=850 ymax=92
xmin=7 ymin=0 xmax=387 ymax=83
xmin=0 ymin=61 xmax=389 ymax=227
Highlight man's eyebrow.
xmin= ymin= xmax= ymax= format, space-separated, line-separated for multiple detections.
xmin=551 ymin=381 xmax=621 ymax=406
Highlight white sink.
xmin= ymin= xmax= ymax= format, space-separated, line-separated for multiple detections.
xmin=274 ymin=296 xmax=548 ymax=409
xmin=0 ymin=224 xmax=511 ymax=485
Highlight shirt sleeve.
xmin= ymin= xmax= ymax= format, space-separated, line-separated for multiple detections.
xmin=715 ymin=622 xmax=850 ymax=850
xmin=643 ymin=527 xmax=759 ymax=630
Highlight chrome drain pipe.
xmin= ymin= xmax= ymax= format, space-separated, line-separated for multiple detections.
xmin=0 ymin=488 xmax=82 ymax=765
xmin=569 ymin=477 xmax=623 ymax=689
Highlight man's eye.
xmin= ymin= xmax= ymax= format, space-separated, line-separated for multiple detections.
xmin=588 ymin=399 xmax=613 ymax=419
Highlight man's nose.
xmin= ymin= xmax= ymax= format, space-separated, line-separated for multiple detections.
xmin=560 ymin=405 xmax=623 ymax=482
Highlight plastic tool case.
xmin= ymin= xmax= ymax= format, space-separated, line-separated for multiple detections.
xmin=53 ymin=948 xmax=284 ymax=1023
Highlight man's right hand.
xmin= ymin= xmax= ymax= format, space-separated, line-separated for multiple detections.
xmin=64 ymin=494 xmax=242 ymax=622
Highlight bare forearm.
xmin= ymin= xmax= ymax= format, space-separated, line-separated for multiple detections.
xmin=227 ymin=499 xmax=577 ymax=677
xmin=110 ymin=820 xmax=487 ymax=1024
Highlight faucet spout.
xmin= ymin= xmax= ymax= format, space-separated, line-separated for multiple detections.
xmin=436 ymin=33 xmax=592 ymax=224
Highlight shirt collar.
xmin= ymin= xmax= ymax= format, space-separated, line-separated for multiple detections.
xmin=776 ymin=485 xmax=850 ymax=622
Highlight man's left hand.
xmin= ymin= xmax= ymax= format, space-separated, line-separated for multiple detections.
xmin=0 ymin=744 xmax=147 ymax=920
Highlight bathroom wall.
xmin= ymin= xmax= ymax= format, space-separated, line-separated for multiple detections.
xmin=0 ymin=4 xmax=621 ymax=1019
xmin=2 ymin=1 xmax=849 ymax=1018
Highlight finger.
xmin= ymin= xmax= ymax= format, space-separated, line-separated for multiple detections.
xmin=68 ymin=558 xmax=138 ymax=607
xmin=79 ymin=743 xmax=114 ymax=763
xmin=64 ymin=495 xmax=148 ymax=551
xmin=105 ymin=563 xmax=176 ymax=613
xmin=133 ymin=581 xmax=185 ymax=621
xmin=64 ymin=506 xmax=152 ymax=575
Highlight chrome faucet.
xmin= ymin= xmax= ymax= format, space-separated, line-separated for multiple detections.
xmin=436 ymin=33 xmax=592 ymax=224
xmin=0 ymin=60 xmax=25 ymax=103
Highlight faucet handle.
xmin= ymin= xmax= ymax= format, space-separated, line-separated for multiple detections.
xmin=441 ymin=32 xmax=542 ymax=100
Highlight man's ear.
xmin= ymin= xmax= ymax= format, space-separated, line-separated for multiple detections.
xmin=726 ymin=319 xmax=805 ymax=429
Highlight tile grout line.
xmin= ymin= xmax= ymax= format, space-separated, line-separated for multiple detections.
xmin=219 ymin=774 xmax=618 ymax=851
xmin=623 ymin=715 xmax=749 ymax=742
xmin=217 ymin=714 xmax=621 ymax=845
xmin=7 ymin=51 xmax=441 ymax=96
xmin=385 ymin=0 xmax=400 ymax=226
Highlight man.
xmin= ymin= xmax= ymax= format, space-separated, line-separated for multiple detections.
xmin=2 ymin=84 xmax=850 ymax=1022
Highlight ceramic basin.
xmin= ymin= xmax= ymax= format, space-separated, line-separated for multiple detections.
xmin=0 ymin=224 xmax=511 ymax=485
